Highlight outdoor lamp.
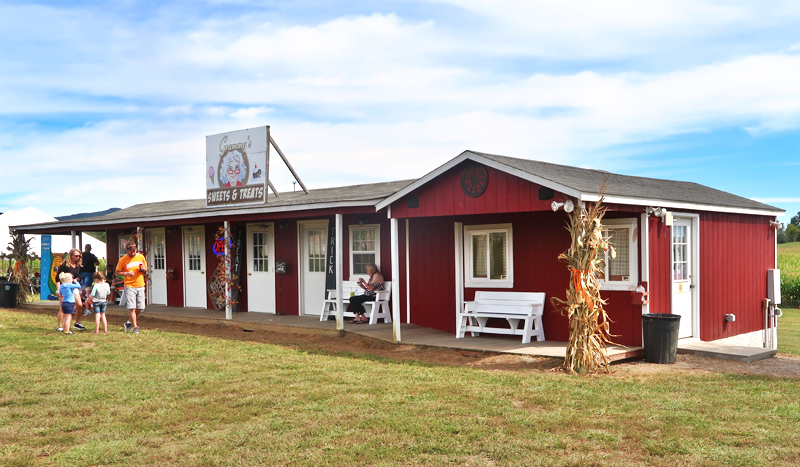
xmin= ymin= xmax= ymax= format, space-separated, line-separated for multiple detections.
xmin=551 ymin=200 xmax=574 ymax=213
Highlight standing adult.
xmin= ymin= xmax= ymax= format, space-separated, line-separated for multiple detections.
xmin=79 ymin=244 xmax=99 ymax=288
xmin=116 ymin=243 xmax=148 ymax=334
xmin=56 ymin=248 xmax=86 ymax=331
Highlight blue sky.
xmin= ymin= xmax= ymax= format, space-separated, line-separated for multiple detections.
xmin=1 ymin=0 xmax=798 ymax=223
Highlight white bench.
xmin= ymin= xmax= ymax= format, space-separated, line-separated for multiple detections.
xmin=320 ymin=281 xmax=392 ymax=325
xmin=457 ymin=291 xmax=545 ymax=344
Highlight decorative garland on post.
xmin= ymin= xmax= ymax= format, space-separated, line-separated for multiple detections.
xmin=551 ymin=191 xmax=617 ymax=374
xmin=209 ymin=225 xmax=240 ymax=311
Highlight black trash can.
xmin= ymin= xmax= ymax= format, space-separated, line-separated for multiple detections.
xmin=0 ymin=282 xmax=19 ymax=309
xmin=642 ymin=313 xmax=681 ymax=364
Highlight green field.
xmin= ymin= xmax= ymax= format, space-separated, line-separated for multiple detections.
xmin=2 ymin=311 xmax=800 ymax=467
xmin=778 ymin=242 xmax=800 ymax=307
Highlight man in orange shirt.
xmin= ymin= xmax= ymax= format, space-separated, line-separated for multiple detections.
xmin=116 ymin=243 xmax=148 ymax=334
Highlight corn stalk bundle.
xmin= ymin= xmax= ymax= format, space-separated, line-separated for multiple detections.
xmin=551 ymin=196 xmax=616 ymax=374
xmin=6 ymin=229 xmax=34 ymax=306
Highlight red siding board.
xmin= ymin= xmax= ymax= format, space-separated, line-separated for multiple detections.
xmin=698 ymin=213 xmax=773 ymax=341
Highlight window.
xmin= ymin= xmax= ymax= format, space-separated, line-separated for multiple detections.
xmin=599 ymin=219 xmax=638 ymax=290
xmin=349 ymin=224 xmax=380 ymax=279
xmin=252 ymin=232 xmax=268 ymax=272
xmin=307 ymin=229 xmax=326 ymax=273
xmin=464 ymin=224 xmax=513 ymax=288
xmin=152 ymin=235 xmax=165 ymax=270
xmin=187 ymin=233 xmax=202 ymax=271
xmin=118 ymin=236 xmax=133 ymax=257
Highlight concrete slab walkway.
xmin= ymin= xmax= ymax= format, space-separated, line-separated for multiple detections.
xmin=20 ymin=301 xmax=777 ymax=363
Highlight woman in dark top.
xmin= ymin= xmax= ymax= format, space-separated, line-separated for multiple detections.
xmin=346 ymin=263 xmax=384 ymax=324
xmin=56 ymin=249 xmax=85 ymax=330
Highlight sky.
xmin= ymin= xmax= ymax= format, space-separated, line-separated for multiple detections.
xmin=1 ymin=0 xmax=798 ymax=224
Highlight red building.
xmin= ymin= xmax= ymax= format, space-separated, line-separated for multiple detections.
xmin=17 ymin=151 xmax=784 ymax=348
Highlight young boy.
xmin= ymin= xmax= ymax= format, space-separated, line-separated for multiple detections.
xmin=58 ymin=272 xmax=82 ymax=335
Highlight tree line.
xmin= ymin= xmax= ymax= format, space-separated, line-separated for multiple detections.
xmin=778 ymin=211 xmax=800 ymax=244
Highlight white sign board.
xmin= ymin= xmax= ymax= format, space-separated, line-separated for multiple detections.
xmin=206 ymin=126 xmax=269 ymax=207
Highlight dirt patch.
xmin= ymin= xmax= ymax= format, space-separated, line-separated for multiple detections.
xmin=21 ymin=306 xmax=800 ymax=378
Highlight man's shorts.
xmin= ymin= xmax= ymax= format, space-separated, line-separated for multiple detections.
xmin=80 ymin=272 xmax=93 ymax=288
xmin=125 ymin=287 xmax=146 ymax=310
xmin=62 ymin=302 xmax=76 ymax=315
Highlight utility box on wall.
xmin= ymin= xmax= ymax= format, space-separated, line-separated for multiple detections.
xmin=768 ymin=269 xmax=781 ymax=305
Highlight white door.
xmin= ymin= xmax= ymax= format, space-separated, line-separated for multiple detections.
xmin=183 ymin=227 xmax=206 ymax=308
xmin=147 ymin=229 xmax=167 ymax=305
xmin=671 ymin=219 xmax=694 ymax=338
xmin=299 ymin=221 xmax=328 ymax=316
xmin=246 ymin=224 xmax=276 ymax=313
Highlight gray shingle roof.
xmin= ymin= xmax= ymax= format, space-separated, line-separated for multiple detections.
xmin=473 ymin=151 xmax=781 ymax=212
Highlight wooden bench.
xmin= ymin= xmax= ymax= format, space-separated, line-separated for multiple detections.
xmin=320 ymin=281 xmax=392 ymax=325
xmin=457 ymin=291 xmax=545 ymax=344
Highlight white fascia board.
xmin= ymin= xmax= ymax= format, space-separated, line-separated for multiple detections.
xmin=375 ymin=151 xmax=583 ymax=211
xmin=581 ymin=194 xmax=785 ymax=217
xmin=13 ymin=199 xmax=382 ymax=232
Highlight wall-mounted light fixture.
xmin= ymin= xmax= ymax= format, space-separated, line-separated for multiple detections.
xmin=358 ymin=216 xmax=369 ymax=226
xmin=646 ymin=207 xmax=673 ymax=226
xmin=278 ymin=221 xmax=289 ymax=229
xmin=551 ymin=200 xmax=575 ymax=213
xmin=769 ymin=220 xmax=783 ymax=229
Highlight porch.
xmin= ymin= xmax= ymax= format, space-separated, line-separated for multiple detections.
xmin=27 ymin=301 xmax=641 ymax=361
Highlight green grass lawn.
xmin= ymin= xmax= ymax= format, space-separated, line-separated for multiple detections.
xmin=2 ymin=311 xmax=800 ymax=467
xmin=779 ymin=307 xmax=800 ymax=356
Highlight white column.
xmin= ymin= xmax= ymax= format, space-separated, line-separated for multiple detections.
xmin=640 ymin=213 xmax=649 ymax=315
xmin=71 ymin=231 xmax=77 ymax=249
xmin=225 ymin=221 xmax=232 ymax=320
xmin=454 ymin=222 xmax=464 ymax=330
xmin=391 ymin=217 xmax=401 ymax=342
xmin=335 ymin=214 xmax=344 ymax=331
xmin=405 ymin=219 xmax=410 ymax=323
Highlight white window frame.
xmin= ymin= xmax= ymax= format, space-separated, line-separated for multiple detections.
xmin=599 ymin=218 xmax=639 ymax=291
xmin=349 ymin=224 xmax=381 ymax=280
xmin=464 ymin=223 xmax=513 ymax=288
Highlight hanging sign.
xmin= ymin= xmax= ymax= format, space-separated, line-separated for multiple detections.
xmin=231 ymin=227 xmax=245 ymax=313
xmin=206 ymin=126 xmax=269 ymax=207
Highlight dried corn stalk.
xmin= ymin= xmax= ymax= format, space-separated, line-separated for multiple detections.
xmin=7 ymin=229 xmax=34 ymax=306
xmin=551 ymin=193 xmax=616 ymax=374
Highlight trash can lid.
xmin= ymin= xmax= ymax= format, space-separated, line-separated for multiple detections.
xmin=643 ymin=313 xmax=681 ymax=320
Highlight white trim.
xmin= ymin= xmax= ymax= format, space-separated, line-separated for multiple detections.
xmin=599 ymin=218 xmax=639 ymax=291
xmin=16 ymin=199 xmax=384 ymax=233
xmin=348 ymin=223 xmax=381 ymax=280
xmin=581 ymin=194 xmax=783 ymax=217
xmin=454 ymin=222 xmax=464 ymax=324
xmin=391 ymin=218 xmax=401 ymax=342
xmin=405 ymin=218 xmax=410 ymax=324
xmin=670 ymin=213 xmax=700 ymax=339
xmin=463 ymin=223 xmax=514 ymax=289
xmin=639 ymin=213 xmax=649 ymax=315
xmin=335 ymin=215 xmax=344 ymax=331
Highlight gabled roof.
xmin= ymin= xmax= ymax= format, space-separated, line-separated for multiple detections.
xmin=14 ymin=179 xmax=415 ymax=232
xmin=376 ymin=150 xmax=784 ymax=216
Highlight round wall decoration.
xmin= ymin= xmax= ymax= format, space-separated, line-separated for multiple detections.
xmin=461 ymin=163 xmax=489 ymax=197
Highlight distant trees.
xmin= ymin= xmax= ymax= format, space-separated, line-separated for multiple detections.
xmin=778 ymin=211 xmax=800 ymax=244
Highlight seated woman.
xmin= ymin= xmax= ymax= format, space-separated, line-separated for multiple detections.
xmin=347 ymin=263 xmax=384 ymax=324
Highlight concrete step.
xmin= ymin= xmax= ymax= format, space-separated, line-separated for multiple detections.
xmin=678 ymin=341 xmax=776 ymax=363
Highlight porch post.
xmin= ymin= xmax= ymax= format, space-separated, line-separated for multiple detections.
xmin=224 ymin=221 xmax=232 ymax=320
xmin=640 ymin=213 xmax=649 ymax=315
xmin=454 ymin=222 xmax=463 ymax=327
xmin=71 ymin=231 xmax=76 ymax=249
xmin=405 ymin=219 xmax=410 ymax=323
xmin=335 ymin=214 xmax=344 ymax=332
xmin=391 ymin=217 xmax=401 ymax=342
